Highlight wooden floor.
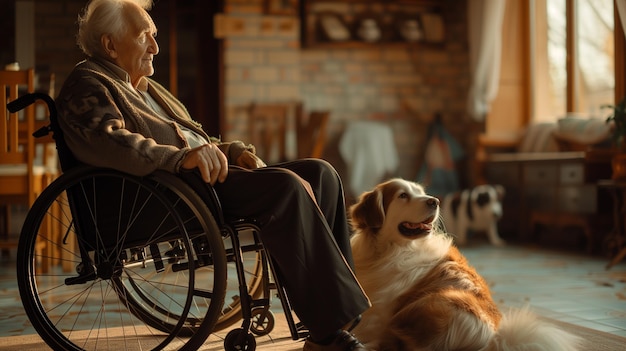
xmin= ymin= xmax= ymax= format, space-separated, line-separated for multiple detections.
xmin=2 ymin=310 xmax=626 ymax=351
xmin=1 ymin=244 xmax=626 ymax=350
xmin=0 ymin=313 xmax=304 ymax=351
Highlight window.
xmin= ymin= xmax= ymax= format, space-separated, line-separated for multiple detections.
xmin=534 ymin=0 xmax=616 ymax=122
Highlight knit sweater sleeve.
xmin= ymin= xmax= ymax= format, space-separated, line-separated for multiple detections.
xmin=55 ymin=66 xmax=188 ymax=176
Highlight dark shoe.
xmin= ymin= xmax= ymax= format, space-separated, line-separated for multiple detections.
xmin=303 ymin=330 xmax=369 ymax=351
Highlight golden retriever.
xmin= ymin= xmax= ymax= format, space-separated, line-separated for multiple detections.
xmin=349 ymin=178 xmax=582 ymax=351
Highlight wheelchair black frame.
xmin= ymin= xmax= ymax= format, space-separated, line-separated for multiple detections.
xmin=8 ymin=92 xmax=308 ymax=350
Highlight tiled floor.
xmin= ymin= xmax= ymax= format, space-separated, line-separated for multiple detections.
xmin=0 ymin=242 xmax=625 ymax=340
xmin=460 ymin=243 xmax=626 ymax=338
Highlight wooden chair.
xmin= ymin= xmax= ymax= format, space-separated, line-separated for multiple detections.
xmin=248 ymin=102 xmax=302 ymax=163
xmin=0 ymin=68 xmax=41 ymax=253
xmin=296 ymin=110 xmax=329 ymax=159
xmin=248 ymin=102 xmax=330 ymax=163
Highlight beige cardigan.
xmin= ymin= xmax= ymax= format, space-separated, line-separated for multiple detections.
xmin=55 ymin=58 xmax=252 ymax=176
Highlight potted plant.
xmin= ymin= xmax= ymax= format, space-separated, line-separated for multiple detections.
xmin=604 ymin=97 xmax=626 ymax=180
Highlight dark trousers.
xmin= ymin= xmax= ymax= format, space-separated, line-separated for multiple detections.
xmin=213 ymin=158 xmax=370 ymax=339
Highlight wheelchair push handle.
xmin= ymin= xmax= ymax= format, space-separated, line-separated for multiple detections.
xmin=7 ymin=92 xmax=89 ymax=173
xmin=7 ymin=92 xmax=55 ymax=114
xmin=6 ymin=92 xmax=57 ymax=138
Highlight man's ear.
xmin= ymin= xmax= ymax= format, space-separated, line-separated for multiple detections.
xmin=101 ymin=34 xmax=118 ymax=59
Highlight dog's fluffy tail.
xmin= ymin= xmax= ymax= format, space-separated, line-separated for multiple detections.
xmin=488 ymin=307 xmax=583 ymax=351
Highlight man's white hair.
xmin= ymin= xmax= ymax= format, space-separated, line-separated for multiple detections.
xmin=77 ymin=0 xmax=154 ymax=58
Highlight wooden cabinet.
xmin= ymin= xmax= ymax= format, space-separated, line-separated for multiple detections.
xmin=523 ymin=161 xmax=597 ymax=214
xmin=300 ymin=0 xmax=445 ymax=49
xmin=484 ymin=152 xmax=603 ymax=248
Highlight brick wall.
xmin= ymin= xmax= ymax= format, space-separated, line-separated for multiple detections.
xmin=223 ymin=0 xmax=473 ymax=188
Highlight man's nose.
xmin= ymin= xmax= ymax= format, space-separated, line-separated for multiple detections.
xmin=149 ymin=36 xmax=159 ymax=55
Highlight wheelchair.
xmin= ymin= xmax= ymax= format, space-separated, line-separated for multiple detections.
xmin=8 ymin=93 xmax=308 ymax=351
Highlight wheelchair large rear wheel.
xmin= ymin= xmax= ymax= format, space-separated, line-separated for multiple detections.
xmin=17 ymin=167 xmax=227 ymax=351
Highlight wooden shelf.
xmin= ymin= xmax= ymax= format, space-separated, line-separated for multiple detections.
xmin=300 ymin=0 xmax=445 ymax=49
xmin=301 ymin=40 xmax=444 ymax=50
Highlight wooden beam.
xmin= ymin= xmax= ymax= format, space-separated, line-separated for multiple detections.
xmin=615 ymin=0 xmax=625 ymax=102
xmin=168 ymin=0 xmax=178 ymax=97
xmin=566 ymin=0 xmax=576 ymax=112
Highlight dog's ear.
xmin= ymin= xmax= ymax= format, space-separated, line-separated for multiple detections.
xmin=350 ymin=188 xmax=385 ymax=233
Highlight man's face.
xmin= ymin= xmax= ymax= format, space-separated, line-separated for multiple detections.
xmin=108 ymin=3 xmax=159 ymax=87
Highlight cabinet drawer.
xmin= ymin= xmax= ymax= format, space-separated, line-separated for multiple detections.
xmin=523 ymin=164 xmax=558 ymax=184
xmin=560 ymin=163 xmax=585 ymax=184
xmin=485 ymin=163 xmax=520 ymax=186
xmin=525 ymin=186 xmax=557 ymax=211
xmin=558 ymin=185 xmax=597 ymax=213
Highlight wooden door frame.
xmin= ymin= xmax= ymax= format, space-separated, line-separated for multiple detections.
xmin=615 ymin=0 xmax=625 ymax=102
xmin=161 ymin=0 xmax=224 ymax=137
xmin=195 ymin=0 xmax=224 ymax=137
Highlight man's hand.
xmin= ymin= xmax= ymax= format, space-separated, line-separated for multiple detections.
xmin=181 ymin=144 xmax=228 ymax=184
xmin=235 ymin=150 xmax=266 ymax=169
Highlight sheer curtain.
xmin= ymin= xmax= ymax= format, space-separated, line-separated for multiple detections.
xmin=466 ymin=0 xmax=506 ymax=121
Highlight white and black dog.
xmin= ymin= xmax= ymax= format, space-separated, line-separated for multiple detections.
xmin=440 ymin=184 xmax=506 ymax=246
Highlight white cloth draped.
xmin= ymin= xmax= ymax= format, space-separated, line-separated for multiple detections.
xmin=339 ymin=121 xmax=398 ymax=197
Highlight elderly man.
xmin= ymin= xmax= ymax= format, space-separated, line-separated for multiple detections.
xmin=55 ymin=0 xmax=370 ymax=350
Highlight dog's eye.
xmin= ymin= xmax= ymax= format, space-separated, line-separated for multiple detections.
xmin=399 ymin=192 xmax=409 ymax=199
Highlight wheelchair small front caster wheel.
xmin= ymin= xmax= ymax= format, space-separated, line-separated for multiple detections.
xmin=224 ymin=328 xmax=256 ymax=351
xmin=250 ymin=308 xmax=275 ymax=336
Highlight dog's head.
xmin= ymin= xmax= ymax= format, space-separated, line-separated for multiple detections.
xmin=468 ymin=184 xmax=504 ymax=222
xmin=349 ymin=178 xmax=441 ymax=245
